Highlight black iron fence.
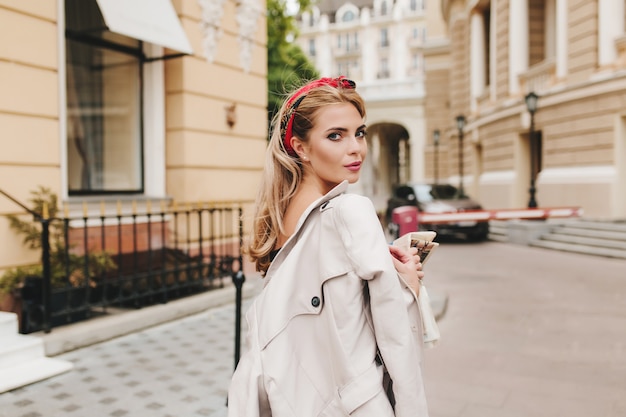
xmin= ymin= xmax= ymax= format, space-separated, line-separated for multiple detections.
xmin=1 ymin=189 xmax=247 ymax=334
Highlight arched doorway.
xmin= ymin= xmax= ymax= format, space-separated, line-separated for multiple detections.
xmin=355 ymin=122 xmax=410 ymax=212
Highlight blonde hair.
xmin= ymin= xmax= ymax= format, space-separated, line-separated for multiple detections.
xmin=247 ymin=79 xmax=366 ymax=273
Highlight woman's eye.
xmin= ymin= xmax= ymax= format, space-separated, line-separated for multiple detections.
xmin=328 ymin=132 xmax=342 ymax=141
xmin=356 ymin=130 xmax=367 ymax=138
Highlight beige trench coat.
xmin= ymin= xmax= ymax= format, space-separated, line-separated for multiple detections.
xmin=228 ymin=182 xmax=429 ymax=417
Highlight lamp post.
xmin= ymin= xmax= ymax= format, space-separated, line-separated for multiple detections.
xmin=433 ymin=129 xmax=440 ymax=184
xmin=455 ymin=115 xmax=466 ymax=197
xmin=525 ymin=92 xmax=539 ymax=208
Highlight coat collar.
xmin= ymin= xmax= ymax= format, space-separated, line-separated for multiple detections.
xmin=264 ymin=180 xmax=349 ymax=280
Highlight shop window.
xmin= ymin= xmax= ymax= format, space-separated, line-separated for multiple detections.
xmin=65 ymin=0 xmax=142 ymax=194
xmin=64 ymin=0 xmax=190 ymax=196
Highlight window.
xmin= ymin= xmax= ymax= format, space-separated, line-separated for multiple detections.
xmin=342 ymin=10 xmax=356 ymax=22
xmin=528 ymin=0 xmax=554 ymax=66
xmin=412 ymin=53 xmax=422 ymax=69
xmin=381 ymin=1 xmax=388 ymax=16
xmin=66 ymin=0 xmax=143 ymax=194
xmin=410 ymin=0 xmax=425 ymax=11
xmin=483 ymin=7 xmax=491 ymax=87
xmin=337 ymin=60 xmax=357 ymax=77
xmin=380 ymin=28 xmax=389 ymax=47
xmin=412 ymin=26 xmax=425 ymax=41
xmin=309 ymin=39 xmax=316 ymax=56
xmin=379 ymin=58 xmax=389 ymax=78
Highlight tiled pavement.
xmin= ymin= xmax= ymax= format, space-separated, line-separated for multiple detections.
xmin=0 ymin=301 xmax=246 ymax=417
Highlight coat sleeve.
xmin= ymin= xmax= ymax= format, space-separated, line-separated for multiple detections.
xmin=333 ymin=195 xmax=428 ymax=417
xmin=227 ymin=306 xmax=272 ymax=417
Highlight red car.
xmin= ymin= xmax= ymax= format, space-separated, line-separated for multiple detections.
xmin=385 ymin=183 xmax=489 ymax=241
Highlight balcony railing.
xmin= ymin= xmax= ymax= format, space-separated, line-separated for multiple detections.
xmin=519 ymin=57 xmax=556 ymax=95
xmin=358 ymin=78 xmax=425 ymax=101
xmin=333 ymin=44 xmax=361 ymax=57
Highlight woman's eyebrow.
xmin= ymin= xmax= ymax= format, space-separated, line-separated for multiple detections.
xmin=324 ymin=124 xmax=367 ymax=133
xmin=324 ymin=126 xmax=348 ymax=133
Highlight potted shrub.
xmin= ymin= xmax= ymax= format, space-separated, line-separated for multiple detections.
xmin=0 ymin=187 xmax=116 ymax=330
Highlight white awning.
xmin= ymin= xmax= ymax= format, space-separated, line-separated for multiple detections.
xmin=96 ymin=0 xmax=193 ymax=55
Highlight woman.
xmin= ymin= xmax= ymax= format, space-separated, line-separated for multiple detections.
xmin=228 ymin=77 xmax=429 ymax=416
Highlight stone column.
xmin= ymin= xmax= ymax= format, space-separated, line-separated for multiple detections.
xmin=489 ymin=2 xmax=497 ymax=100
xmin=509 ymin=0 xmax=529 ymax=95
xmin=598 ymin=0 xmax=625 ymax=66
xmin=470 ymin=11 xmax=486 ymax=111
xmin=555 ymin=0 xmax=568 ymax=78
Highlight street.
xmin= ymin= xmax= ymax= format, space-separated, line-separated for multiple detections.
xmin=422 ymin=240 xmax=626 ymax=417
xmin=0 ymin=240 xmax=625 ymax=416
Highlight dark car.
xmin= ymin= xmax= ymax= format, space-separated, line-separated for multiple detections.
xmin=385 ymin=183 xmax=489 ymax=241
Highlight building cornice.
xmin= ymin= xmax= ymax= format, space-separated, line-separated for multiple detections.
xmin=472 ymin=71 xmax=626 ymax=130
xmin=422 ymin=39 xmax=451 ymax=56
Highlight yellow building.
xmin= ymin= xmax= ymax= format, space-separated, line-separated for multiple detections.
xmin=0 ymin=1 xmax=267 ymax=290
xmin=425 ymin=0 xmax=626 ymax=220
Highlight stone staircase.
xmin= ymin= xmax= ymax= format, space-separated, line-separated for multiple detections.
xmin=529 ymin=219 xmax=626 ymax=259
xmin=0 ymin=312 xmax=73 ymax=393
xmin=487 ymin=220 xmax=509 ymax=242
xmin=489 ymin=219 xmax=626 ymax=260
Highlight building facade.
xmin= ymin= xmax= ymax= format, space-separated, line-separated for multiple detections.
xmin=427 ymin=0 xmax=626 ymax=219
xmin=0 ymin=0 xmax=267 ymax=280
xmin=297 ymin=0 xmax=448 ymax=210
xmin=299 ymin=0 xmax=626 ymax=221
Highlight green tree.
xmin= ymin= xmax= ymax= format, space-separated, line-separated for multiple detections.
xmin=267 ymin=0 xmax=319 ymax=132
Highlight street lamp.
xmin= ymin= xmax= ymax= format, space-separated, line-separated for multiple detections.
xmin=525 ymin=91 xmax=539 ymax=208
xmin=433 ymin=129 xmax=440 ymax=184
xmin=455 ymin=115 xmax=466 ymax=197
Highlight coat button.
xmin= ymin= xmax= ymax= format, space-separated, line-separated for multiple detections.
xmin=311 ymin=296 xmax=321 ymax=307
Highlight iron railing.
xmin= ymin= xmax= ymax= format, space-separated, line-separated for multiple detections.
xmin=1 ymin=189 xmax=246 ymax=334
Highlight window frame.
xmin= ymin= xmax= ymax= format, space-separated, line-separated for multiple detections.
xmin=59 ymin=0 xmax=167 ymax=200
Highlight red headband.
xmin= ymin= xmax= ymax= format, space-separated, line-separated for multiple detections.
xmin=280 ymin=76 xmax=356 ymax=157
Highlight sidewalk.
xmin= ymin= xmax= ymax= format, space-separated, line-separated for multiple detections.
xmin=0 ymin=283 xmax=260 ymax=417
xmin=0 ymin=272 xmax=448 ymax=417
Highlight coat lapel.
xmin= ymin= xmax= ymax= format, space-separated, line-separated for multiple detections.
xmin=256 ymin=181 xmax=350 ymax=349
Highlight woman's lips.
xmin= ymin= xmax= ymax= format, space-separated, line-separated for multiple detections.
xmin=345 ymin=162 xmax=362 ymax=172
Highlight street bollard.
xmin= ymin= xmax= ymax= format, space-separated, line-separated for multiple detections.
xmin=41 ymin=217 xmax=52 ymax=333
xmin=231 ymin=269 xmax=246 ymax=369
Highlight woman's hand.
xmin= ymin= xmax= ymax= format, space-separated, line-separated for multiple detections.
xmin=389 ymin=245 xmax=424 ymax=296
